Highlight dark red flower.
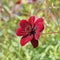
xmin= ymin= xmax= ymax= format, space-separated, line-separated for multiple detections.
xmin=32 ymin=0 xmax=37 ymax=2
xmin=16 ymin=16 xmax=44 ymax=48
xmin=16 ymin=0 xmax=21 ymax=4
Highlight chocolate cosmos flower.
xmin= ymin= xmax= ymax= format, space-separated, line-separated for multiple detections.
xmin=16 ymin=0 xmax=21 ymax=4
xmin=16 ymin=16 xmax=44 ymax=48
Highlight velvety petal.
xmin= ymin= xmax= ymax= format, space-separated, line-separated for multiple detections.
xmin=35 ymin=18 xmax=43 ymax=24
xmin=35 ymin=22 xmax=44 ymax=32
xmin=35 ymin=23 xmax=44 ymax=32
xmin=34 ymin=18 xmax=44 ymax=32
xmin=35 ymin=31 xmax=40 ymax=40
xmin=31 ymin=39 xmax=38 ymax=48
xmin=20 ymin=35 xmax=33 ymax=46
xmin=28 ymin=16 xmax=35 ymax=27
xmin=19 ymin=20 xmax=30 ymax=28
xmin=34 ymin=20 xmax=44 ymax=40
xmin=16 ymin=28 xmax=27 ymax=36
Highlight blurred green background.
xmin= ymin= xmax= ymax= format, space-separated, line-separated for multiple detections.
xmin=0 ymin=0 xmax=60 ymax=60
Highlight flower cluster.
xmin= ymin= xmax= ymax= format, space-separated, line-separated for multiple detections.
xmin=16 ymin=16 xmax=44 ymax=48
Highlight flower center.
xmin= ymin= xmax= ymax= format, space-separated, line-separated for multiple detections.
xmin=30 ymin=29 xmax=35 ymax=34
xmin=25 ymin=25 xmax=35 ymax=35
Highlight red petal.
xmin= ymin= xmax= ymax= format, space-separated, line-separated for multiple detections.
xmin=34 ymin=18 xmax=44 ymax=32
xmin=16 ymin=28 xmax=27 ymax=36
xmin=35 ymin=31 xmax=40 ymax=40
xmin=28 ymin=16 xmax=35 ymax=27
xmin=35 ymin=22 xmax=44 ymax=32
xmin=20 ymin=35 xmax=33 ymax=46
xmin=35 ymin=18 xmax=43 ymax=24
xmin=31 ymin=39 xmax=38 ymax=48
xmin=19 ymin=20 xmax=30 ymax=28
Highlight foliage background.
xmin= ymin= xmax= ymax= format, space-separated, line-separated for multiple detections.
xmin=0 ymin=0 xmax=60 ymax=60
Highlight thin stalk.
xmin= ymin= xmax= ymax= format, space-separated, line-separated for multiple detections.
xmin=42 ymin=31 xmax=60 ymax=34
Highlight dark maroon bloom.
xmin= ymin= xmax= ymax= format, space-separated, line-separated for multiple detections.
xmin=16 ymin=0 xmax=21 ymax=4
xmin=16 ymin=16 xmax=44 ymax=48
xmin=32 ymin=0 xmax=37 ymax=2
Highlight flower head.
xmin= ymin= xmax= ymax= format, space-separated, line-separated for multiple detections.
xmin=16 ymin=16 xmax=44 ymax=48
xmin=16 ymin=0 xmax=21 ymax=4
xmin=32 ymin=0 xmax=37 ymax=2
